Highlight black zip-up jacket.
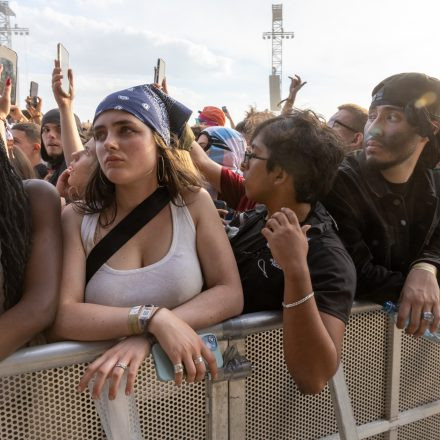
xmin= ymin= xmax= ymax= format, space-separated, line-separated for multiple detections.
xmin=324 ymin=150 xmax=440 ymax=303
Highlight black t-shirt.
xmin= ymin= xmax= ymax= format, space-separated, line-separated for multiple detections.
xmin=231 ymin=202 xmax=356 ymax=324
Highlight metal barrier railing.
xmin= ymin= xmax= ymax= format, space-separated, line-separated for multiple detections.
xmin=0 ymin=302 xmax=439 ymax=439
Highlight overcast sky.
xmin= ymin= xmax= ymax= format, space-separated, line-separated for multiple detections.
xmin=8 ymin=0 xmax=440 ymax=124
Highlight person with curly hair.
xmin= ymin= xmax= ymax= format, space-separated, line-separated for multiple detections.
xmin=231 ymin=111 xmax=356 ymax=394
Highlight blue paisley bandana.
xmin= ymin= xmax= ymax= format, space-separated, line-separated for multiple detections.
xmin=94 ymin=84 xmax=192 ymax=146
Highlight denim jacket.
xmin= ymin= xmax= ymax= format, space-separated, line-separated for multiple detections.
xmin=324 ymin=150 xmax=440 ymax=303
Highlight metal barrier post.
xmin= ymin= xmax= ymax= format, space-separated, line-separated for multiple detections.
xmin=228 ymin=339 xmax=246 ymax=440
xmin=384 ymin=314 xmax=402 ymax=440
xmin=207 ymin=340 xmax=229 ymax=440
xmin=328 ymin=363 xmax=360 ymax=440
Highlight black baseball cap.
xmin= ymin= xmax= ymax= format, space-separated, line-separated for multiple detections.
xmin=371 ymin=72 xmax=440 ymax=167
xmin=371 ymin=72 xmax=440 ymax=117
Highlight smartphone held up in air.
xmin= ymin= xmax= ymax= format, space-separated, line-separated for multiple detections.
xmin=154 ymin=58 xmax=166 ymax=85
xmin=0 ymin=46 xmax=18 ymax=105
xmin=57 ymin=43 xmax=70 ymax=95
xmin=29 ymin=81 xmax=38 ymax=107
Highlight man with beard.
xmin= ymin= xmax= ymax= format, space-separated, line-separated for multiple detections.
xmin=324 ymin=72 xmax=440 ymax=338
xmin=41 ymin=109 xmax=84 ymax=185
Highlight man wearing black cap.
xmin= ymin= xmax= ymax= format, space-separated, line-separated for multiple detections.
xmin=324 ymin=72 xmax=440 ymax=337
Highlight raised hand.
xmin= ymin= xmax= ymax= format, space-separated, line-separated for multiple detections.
xmin=52 ymin=59 xmax=74 ymax=109
xmin=153 ymin=77 xmax=168 ymax=95
xmin=26 ymin=96 xmax=43 ymax=123
xmin=288 ymin=74 xmax=307 ymax=98
xmin=9 ymin=105 xmax=27 ymax=123
xmin=0 ymin=65 xmax=12 ymax=121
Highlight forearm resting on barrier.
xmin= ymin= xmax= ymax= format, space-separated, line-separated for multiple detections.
xmin=282 ymin=272 xmax=344 ymax=395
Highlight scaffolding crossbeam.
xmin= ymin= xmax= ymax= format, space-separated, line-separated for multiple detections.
xmin=0 ymin=1 xmax=29 ymax=48
xmin=262 ymin=4 xmax=294 ymax=109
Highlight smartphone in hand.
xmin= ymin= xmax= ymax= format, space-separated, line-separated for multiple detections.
xmin=57 ymin=43 xmax=70 ymax=95
xmin=0 ymin=46 xmax=17 ymax=105
xmin=152 ymin=333 xmax=223 ymax=382
xmin=154 ymin=58 xmax=166 ymax=85
xmin=29 ymin=81 xmax=38 ymax=107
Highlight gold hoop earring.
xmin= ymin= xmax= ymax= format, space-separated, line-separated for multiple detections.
xmin=157 ymin=155 xmax=165 ymax=183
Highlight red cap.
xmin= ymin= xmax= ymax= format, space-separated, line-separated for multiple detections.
xmin=198 ymin=106 xmax=226 ymax=126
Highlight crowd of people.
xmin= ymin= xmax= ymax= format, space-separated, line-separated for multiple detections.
xmin=1 ymin=54 xmax=440 ymax=432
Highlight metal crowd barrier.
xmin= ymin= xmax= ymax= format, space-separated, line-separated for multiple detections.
xmin=1 ymin=302 xmax=440 ymax=439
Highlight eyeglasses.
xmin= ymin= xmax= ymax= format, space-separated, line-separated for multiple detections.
xmin=328 ymin=119 xmax=358 ymax=133
xmin=242 ymin=150 xmax=269 ymax=166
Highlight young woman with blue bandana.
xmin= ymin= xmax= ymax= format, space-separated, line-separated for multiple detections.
xmin=50 ymin=84 xmax=243 ymax=402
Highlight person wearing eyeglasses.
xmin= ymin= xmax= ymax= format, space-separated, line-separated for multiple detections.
xmin=328 ymin=103 xmax=368 ymax=153
xmin=230 ymin=110 xmax=356 ymax=394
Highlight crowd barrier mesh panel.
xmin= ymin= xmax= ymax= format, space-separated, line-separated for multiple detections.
xmin=0 ymin=364 xmax=104 ymax=439
xmin=244 ymin=327 xmax=338 ymax=440
xmin=1 ymin=308 xmax=440 ymax=439
xmin=341 ymin=309 xmax=388 ymax=431
xmin=399 ymin=332 xmax=440 ymax=411
xmin=0 ymin=357 xmax=206 ymax=439
xmin=398 ymin=332 xmax=440 ymax=439
xmin=397 ymin=413 xmax=440 ymax=439
xmin=135 ymin=356 xmax=206 ymax=439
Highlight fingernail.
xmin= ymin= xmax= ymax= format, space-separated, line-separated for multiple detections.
xmin=76 ymin=386 xmax=82 ymax=393
xmin=126 ymin=390 xmax=131 ymax=396
xmin=6 ymin=77 xmax=11 ymax=86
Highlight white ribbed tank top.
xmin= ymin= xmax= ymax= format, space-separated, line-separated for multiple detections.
xmin=81 ymin=201 xmax=203 ymax=309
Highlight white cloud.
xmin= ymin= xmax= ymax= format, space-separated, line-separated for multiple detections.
xmin=7 ymin=0 xmax=440 ymax=123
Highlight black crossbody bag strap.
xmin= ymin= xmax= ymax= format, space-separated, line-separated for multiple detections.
xmin=86 ymin=186 xmax=171 ymax=285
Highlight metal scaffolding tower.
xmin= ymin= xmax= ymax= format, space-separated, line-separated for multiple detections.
xmin=262 ymin=4 xmax=294 ymax=110
xmin=0 ymin=1 xmax=29 ymax=48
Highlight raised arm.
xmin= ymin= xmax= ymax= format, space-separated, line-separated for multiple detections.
xmin=189 ymin=140 xmax=223 ymax=192
xmin=0 ymin=180 xmax=62 ymax=359
xmin=52 ymin=60 xmax=84 ymax=166
xmin=281 ymin=74 xmax=307 ymax=115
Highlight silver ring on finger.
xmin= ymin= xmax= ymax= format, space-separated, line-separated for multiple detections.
xmin=114 ymin=361 xmax=128 ymax=371
xmin=422 ymin=311 xmax=435 ymax=323
xmin=173 ymin=363 xmax=184 ymax=374
xmin=193 ymin=356 xmax=204 ymax=365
